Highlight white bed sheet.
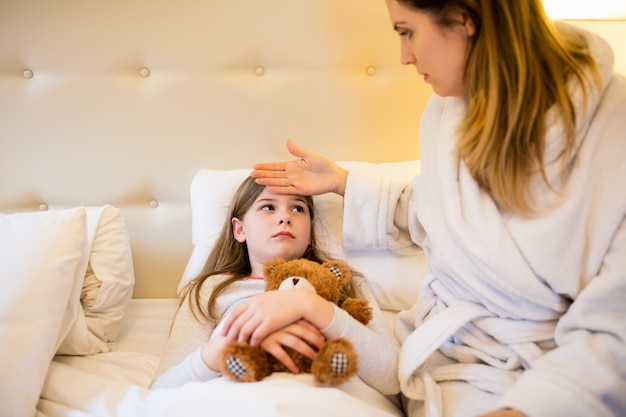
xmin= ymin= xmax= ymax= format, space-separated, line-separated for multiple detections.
xmin=115 ymin=298 xmax=179 ymax=358
xmin=37 ymin=299 xmax=405 ymax=417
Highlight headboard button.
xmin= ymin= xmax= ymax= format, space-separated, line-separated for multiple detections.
xmin=139 ymin=67 xmax=151 ymax=78
xmin=255 ymin=66 xmax=265 ymax=76
xmin=149 ymin=199 xmax=159 ymax=208
xmin=38 ymin=203 xmax=49 ymax=211
xmin=366 ymin=66 xmax=377 ymax=76
xmin=23 ymin=69 xmax=34 ymax=79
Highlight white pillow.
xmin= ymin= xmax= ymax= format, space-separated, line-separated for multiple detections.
xmin=57 ymin=205 xmax=135 ymax=355
xmin=180 ymin=162 xmax=427 ymax=311
xmin=0 ymin=208 xmax=90 ymax=417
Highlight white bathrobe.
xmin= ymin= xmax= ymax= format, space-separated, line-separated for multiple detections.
xmin=342 ymin=25 xmax=626 ymax=417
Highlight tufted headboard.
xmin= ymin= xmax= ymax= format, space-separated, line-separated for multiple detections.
xmin=0 ymin=0 xmax=430 ymax=298
xmin=2 ymin=1 xmax=625 ymax=298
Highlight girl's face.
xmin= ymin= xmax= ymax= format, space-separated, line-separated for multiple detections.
xmin=232 ymin=187 xmax=312 ymax=276
xmin=386 ymin=0 xmax=474 ymax=97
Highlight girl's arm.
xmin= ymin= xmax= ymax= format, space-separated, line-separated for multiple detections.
xmin=222 ymin=283 xmax=401 ymax=395
xmin=221 ymin=289 xmax=335 ymax=347
xmin=152 ymin=276 xmax=264 ymax=388
xmin=321 ymin=282 xmax=400 ymax=395
xmin=151 ymin=295 xmax=219 ymax=388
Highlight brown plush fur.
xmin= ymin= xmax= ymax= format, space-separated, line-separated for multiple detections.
xmin=219 ymin=258 xmax=372 ymax=385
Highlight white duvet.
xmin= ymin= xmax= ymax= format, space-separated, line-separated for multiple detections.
xmin=37 ymin=351 xmax=404 ymax=417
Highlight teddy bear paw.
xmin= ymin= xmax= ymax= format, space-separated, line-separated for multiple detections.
xmin=311 ymin=338 xmax=358 ymax=385
xmin=220 ymin=343 xmax=271 ymax=382
xmin=224 ymin=357 xmax=249 ymax=379
xmin=329 ymin=351 xmax=349 ymax=374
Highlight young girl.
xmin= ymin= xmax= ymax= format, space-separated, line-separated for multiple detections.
xmin=250 ymin=1 xmax=626 ymax=417
xmin=151 ymin=176 xmax=400 ymax=397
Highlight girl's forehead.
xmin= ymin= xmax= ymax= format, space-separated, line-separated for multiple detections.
xmin=256 ymin=188 xmax=307 ymax=203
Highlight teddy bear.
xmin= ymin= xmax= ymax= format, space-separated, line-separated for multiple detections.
xmin=219 ymin=257 xmax=373 ymax=386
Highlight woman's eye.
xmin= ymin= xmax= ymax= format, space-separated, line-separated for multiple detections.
xmin=395 ymin=26 xmax=412 ymax=38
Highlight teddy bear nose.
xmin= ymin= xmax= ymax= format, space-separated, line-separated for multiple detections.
xmin=291 ymin=278 xmax=300 ymax=286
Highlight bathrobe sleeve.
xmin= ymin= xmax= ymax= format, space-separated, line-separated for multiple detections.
xmin=341 ymin=167 xmax=421 ymax=254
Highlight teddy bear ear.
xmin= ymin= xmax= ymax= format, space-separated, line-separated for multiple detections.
xmin=323 ymin=260 xmax=351 ymax=284
xmin=329 ymin=265 xmax=342 ymax=279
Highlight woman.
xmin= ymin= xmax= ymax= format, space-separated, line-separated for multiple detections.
xmin=250 ymin=1 xmax=626 ymax=416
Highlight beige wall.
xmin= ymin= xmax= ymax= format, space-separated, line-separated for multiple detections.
xmin=0 ymin=2 xmax=623 ymax=298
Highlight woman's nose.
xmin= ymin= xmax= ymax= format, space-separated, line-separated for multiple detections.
xmin=400 ymin=45 xmax=415 ymax=66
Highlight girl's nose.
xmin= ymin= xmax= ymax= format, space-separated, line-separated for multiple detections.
xmin=279 ymin=211 xmax=291 ymax=224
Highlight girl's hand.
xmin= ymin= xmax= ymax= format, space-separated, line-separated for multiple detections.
xmin=221 ymin=289 xmax=334 ymax=346
xmin=251 ymin=138 xmax=348 ymax=196
xmin=200 ymin=333 xmax=230 ymax=373
xmin=259 ymin=320 xmax=325 ymax=373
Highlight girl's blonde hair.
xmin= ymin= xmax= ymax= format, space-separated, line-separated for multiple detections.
xmin=179 ymin=176 xmax=362 ymax=323
xmin=399 ymin=0 xmax=599 ymax=214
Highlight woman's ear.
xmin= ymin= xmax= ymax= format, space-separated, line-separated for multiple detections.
xmin=461 ymin=11 xmax=476 ymax=37
xmin=452 ymin=10 xmax=476 ymax=37
xmin=232 ymin=217 xmax=246 ymax=242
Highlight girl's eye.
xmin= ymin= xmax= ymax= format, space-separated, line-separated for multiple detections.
xmin=291 ymin=205 xmax=306 ymax=213
xmin=261 ymin=204 xmax=275 ymax=211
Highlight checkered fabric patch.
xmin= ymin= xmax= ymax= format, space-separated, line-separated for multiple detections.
xmin=225 ymin=357 xmax=247 ymax=378
xmin=330 ymin=352 xmax=348 ymax=374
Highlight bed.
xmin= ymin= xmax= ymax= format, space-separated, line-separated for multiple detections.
xmin=0 ymin=1 xmax=430 ymax=416
xmin=2 ymin=161 xmax=430 ymax=416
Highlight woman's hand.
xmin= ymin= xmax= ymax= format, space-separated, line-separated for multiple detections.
xmin=221 ymin=289 xmax=334 ymax=347
xmin=259 ymin=320 xmax=325 ymax=373
xmin=251 ymin=138 xmax=348 ymax=196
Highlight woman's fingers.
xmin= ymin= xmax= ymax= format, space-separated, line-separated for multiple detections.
xmin=250 ymin=162 xmax=288 ymax=174
xmin=286 ymin=138 xmax=308 ymax=159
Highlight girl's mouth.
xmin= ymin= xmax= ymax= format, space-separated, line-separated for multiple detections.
xmin=274 ymin=231 xmax=294 ymax=238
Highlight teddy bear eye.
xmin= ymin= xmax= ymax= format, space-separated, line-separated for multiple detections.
xmin=329 ymin=266 xmax=342 ymax=279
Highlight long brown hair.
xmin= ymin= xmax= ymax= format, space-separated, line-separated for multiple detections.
xmin=179 ymin=176 xmax=362 ymax=323
xmin=398 ymin=0 xmax=599 ymax=214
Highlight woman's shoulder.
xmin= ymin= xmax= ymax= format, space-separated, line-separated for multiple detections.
xmin=422 ymin=94 xmax=466 ymax=123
